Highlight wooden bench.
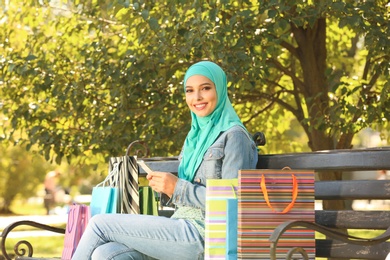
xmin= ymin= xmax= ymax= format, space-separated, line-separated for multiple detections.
xmin=1 ymin=146 xmax=390 ymax=259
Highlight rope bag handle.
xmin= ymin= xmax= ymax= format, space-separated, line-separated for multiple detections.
xmin=260 ymin=167 xmax=298 ymax=214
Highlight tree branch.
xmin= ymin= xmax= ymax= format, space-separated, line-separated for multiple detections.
xmin=266 ymin=58 xmax=306 ymax=95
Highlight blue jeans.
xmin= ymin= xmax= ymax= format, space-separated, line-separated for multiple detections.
xmin=71 ymin=214 xmax=204 ymax=260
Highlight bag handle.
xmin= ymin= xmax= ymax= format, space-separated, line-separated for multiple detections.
xmin=96 ymin=162 xmax=120 ymax=187
xmin=260 ymin=171 xmax=298 ymax=214
xmin=230 ymin=184 xmax=237 ymax=199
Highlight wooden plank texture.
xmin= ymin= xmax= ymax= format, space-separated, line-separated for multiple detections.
xmin=316 ymin=240 xmax=390 ymax=259
xmin=316 ymin=210 xmax=390 ymax=229
xmin=257 ymin=147 xmax=390 ymax=171
xmin=315 ymin=180 xmax=390 ymax=200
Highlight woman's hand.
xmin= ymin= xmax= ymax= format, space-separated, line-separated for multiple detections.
xmin=147 ymin=171 xmax=178 ymax=198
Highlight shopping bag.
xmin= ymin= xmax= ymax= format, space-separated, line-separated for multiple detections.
xmin=139 ymin=186 xmax=158 ymax=216
xmin=108 ymin=155 xmax=140 ymax=214
xmin=62 ymin=204 xmax=90 ymax=260
xmin=90 ymin=164 xmax=119 ymax=216
xmin=90 ymin=186 xmax=118 ymax=217
xmin=238 ymin=169 xmax=315 ymax=260
xmin=205 ymin=179 xmax=238 ymax=260
xmin=225 ymin=198 xmax=238 ymax=260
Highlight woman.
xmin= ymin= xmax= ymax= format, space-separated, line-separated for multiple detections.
xmin=71 ymin=61 xmax=258 ymax=260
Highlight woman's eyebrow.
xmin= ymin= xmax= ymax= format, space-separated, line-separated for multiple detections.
xmin=188 ymin=82 xmax=212 ymax=87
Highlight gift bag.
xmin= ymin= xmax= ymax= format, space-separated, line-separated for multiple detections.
xmin=139 ymin=186 xmax=158 ymax=216
xmin=238 ymin=169 xmax=315 ymax=260
xmin=90 ymin=185 xmax=118 ymax=217
xmin=90 ymin=168 xmax=119 ymax=217
xmin=62 ymin=204 xmax=90 ymax=260
xmin=108 ymin=155 xmax=140 ymax=214
xmin=226 ymin=198 xmax=238 ymax=260
xmin=205 ymin=179 xmax=238 ymax=260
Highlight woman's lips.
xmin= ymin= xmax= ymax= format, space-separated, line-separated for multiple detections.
xmin=194 ymin=103 xmax=207 ymax=110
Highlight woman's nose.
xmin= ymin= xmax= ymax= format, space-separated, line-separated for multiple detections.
xmin=195 ymin=91 xmax=202 ymax=100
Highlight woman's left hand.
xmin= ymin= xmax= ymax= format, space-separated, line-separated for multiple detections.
xmin=147 ymin=171 xmax=178 ymax=198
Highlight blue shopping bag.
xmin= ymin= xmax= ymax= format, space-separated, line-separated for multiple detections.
xmin=90 ymin=186 xmax=118 ymax=216
xmin=226 ymin=198 xmax=238 ymax=260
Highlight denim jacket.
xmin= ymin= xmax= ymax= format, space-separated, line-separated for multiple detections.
xmin=170 ymin=125 xmax=258 ymax=210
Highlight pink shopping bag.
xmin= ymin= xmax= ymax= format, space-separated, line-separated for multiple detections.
xmin=62 ymin=204 xmax=90 ymax=260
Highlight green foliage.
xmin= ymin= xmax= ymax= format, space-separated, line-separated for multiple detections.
xmin=0 ymin=143 xmax=51 ymax=213
xmin=0 ymin=0 xmax=389 ymax=165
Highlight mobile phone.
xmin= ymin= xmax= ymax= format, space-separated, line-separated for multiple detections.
xmin=138 ymin=160 xmax=154 ymax=174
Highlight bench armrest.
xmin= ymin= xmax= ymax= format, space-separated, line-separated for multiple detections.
xmin=269 ymin=220 xmax=390 ymax=260
xmin=1 ymin=220 xmax=65 ymax=260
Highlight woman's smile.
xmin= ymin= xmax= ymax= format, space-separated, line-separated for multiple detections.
xmin=193 ymin=103 xmax=207 ymax=110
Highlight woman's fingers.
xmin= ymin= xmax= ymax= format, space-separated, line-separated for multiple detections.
xmin=148 ymin=172 xmax=178 ymax=197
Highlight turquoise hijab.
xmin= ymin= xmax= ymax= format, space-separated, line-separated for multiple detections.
xmin=178 ymin=61 xmax=245 ymax=181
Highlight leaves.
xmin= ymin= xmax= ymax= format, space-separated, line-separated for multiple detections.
xmin=0 ymin=0 xmax=389 ymax=164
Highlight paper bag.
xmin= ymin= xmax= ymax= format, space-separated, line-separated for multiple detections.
xmin=226 ymin=198 xmax=238 ymax=260
xmin=238 ymin=169 xmax=315 ymax=259
xmin=90 ymin=186 xmax=118 ymax=216
xmin=139 ymin=186 xmax=158 ymax=216
xmin=108 ymin=155 xmax=139 ymax=214
xmin=62 ymin=204 xmax=90 ymax=260
xmin=205 ymin=179 xmax=238 ymax=260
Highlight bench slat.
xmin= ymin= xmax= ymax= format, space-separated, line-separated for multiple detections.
xmin=316 ymin=240 xmax=390 ymax=259
xmin=315 ymin=180 xmax=390 ymax=200
xmin=257 ymin=148 xmax=390 ymax=171
xmin=142 ymin=149 xmax=390 ymax=174
xmin=316 ymin=210 xmax=390 ymax=229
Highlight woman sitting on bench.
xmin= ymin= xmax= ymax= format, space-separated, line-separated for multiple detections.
xmin=71 ymin=61 xmax=258 ymax=260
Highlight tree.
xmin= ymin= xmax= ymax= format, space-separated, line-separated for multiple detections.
xmin=0 ymin=143 xmax=51 ymax=213
xmin=1 ymin=1 xmax=389 ymax=166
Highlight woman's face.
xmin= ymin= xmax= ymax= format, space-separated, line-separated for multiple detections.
xmin=185 ymin=75 xmax=218 ymax=117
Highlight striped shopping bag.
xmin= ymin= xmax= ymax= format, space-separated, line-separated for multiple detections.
xmin=205 ymin=179 xmax=238 ymax=260
xmin=108 ymin=155 xmax=140 ymax=214
xmin=238 ymin=169 xmax=315 ymax=259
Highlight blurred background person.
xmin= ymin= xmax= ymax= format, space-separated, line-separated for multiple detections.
xmin=44 ymin=170 xmax=61 ymax=215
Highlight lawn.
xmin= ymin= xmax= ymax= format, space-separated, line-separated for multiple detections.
xmin=1 ymin=200 xmax=65 ymax=258
xmin=4 ymin=236 xmax=64 ymax=258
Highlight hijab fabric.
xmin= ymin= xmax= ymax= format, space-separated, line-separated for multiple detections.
xmin=178 ymin=61 xmax=244 ymax=181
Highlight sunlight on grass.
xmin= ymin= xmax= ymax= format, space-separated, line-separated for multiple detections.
xmin=315 ymin=229 xmax=386 ymax=259
xmin=9 ymin=199 xmax=47 ymax=215
xmin=316 ymin=229 xmax=384 ymax=239
xmin=5 ymin=236 xmax=64 ymax=258
xmin=1 ymin=199 xmax=66 ymax=258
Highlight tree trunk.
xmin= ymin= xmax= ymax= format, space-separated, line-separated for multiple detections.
xmin=292 ymin=18 xmax=348 ymax=211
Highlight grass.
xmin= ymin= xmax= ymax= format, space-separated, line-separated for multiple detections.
xmin=1 ymin=200 xmax=65 ymax=258
xmin=4 ymin=199 xmax=47 ymax=216
xmin=315 ymin=229 xmax=386 ymax=260
xmin=4 ymin=236 xmax=64 ymax=258
xmin=316 ymin=229 xmax=384 ymax=239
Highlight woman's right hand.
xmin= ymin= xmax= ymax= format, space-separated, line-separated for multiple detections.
xmin=147 ymin=171 xmax=178 ymax=198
